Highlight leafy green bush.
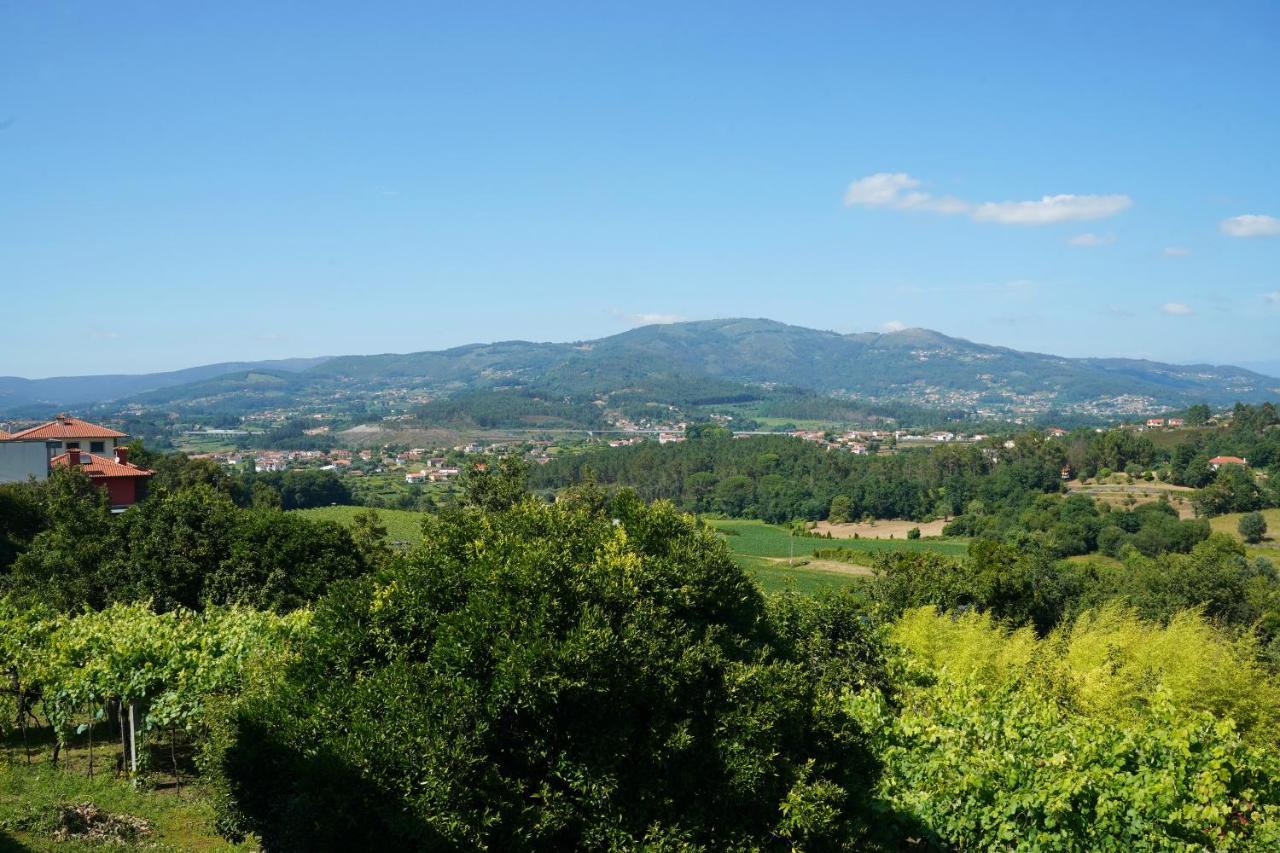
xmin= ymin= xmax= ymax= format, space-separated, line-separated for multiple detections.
xmin=204 ymin=494 xmax=886 ymax=850
xmin=1240 ymin=511 xmax=1269 ymax=544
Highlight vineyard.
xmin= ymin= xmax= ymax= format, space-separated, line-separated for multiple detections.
xmin=1 ymin=599 xmax=308 ymax=785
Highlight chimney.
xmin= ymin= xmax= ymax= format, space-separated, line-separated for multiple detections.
xmin=115 ymin=446 xmax=129 ymax=465
xmin=68 ymin=448 xmax=81 ymax=466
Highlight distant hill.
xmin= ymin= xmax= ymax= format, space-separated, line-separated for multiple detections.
xmin=0 ymin=357 xmax=331 ymax=412
xmin=2 ymin=320 xmax=1276 ymax=420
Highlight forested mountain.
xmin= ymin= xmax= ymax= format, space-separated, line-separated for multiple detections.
xmin=4 ymin=319 xmax=1276 ymax=418
xmin=0 ymin=357 xmax=330 ymax=413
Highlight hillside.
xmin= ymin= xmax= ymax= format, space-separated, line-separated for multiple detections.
xmin=3 ymin=319 xmax=1276 ymax=421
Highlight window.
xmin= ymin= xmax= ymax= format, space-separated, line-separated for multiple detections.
xmin=66 ymin=442 xmax=80 ymax=450
xmin=90 ymin=441 xmax=105 ymax=453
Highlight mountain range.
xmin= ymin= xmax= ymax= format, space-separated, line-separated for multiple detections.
xmin=1 ymin=320 xmax=1276 ymax=422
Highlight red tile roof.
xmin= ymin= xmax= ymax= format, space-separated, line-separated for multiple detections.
xmin=1209 ymin=456 xmax=1247 ymax=466
xmin=3 ymin=415 xmax=126 ymax=441
xmin=50 ymin=452 xmax=152 ymax=478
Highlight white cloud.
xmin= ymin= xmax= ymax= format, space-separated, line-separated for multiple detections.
xmin=626 ymin=312 xmax=685 ymax=325
xmin=842 ymin=173 xmax=968 ymax=213
xmin=879 ymin=320 xmax=908 ymax=332
xmin=1161 ymin=302 xmax=1194 ymax=316
xmin=1265 ymin=291 xmax=1280 ymax=305
xmin=1221 ymin=214 xmax=1280 ymax=238
xmin=844 ymin=172 xmax=1131 ymax=226
xmin=1163 ymin=246 xmax=1191 ymax=256
xmin=1068 ymin=232 xmax=1116 ymax=247
xmin=972 ymin=194 xmax=1132 ymax=225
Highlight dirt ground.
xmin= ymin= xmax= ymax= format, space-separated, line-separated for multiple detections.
xmin=1065 ymin=480 xmax=1197 ymax=518
xmin=766 ymin=556 xmax=874 ymax=576
xmin=812 ymin=518 xmax=950 ymax=539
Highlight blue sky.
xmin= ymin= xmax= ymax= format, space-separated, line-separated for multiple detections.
xmin=3 ymin=1 xmax=1278 ymax=377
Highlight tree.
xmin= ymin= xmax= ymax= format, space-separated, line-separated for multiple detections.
xmin=207 ymin=511 xmax=367 ymax=612
xmin=1240 ymin=511 xmax=1268 ymax=545
xmin=828 ymin=494 xmax=853 ymax=524
xmin=6 ymin=467 xmax=117 ymax=611
xmin=205 ymin=495 xmax=884 ymax=850
xmin=1186 ymin=403 xmax=1211 ymax=426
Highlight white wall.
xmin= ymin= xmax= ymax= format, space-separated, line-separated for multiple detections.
xmin=49 ymin=436 xmax=119 ymax=456
xmin=0 ymin=440 xmax=53 ymax=483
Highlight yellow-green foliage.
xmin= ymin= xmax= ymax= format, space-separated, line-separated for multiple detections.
xmin=888 ymin=605 xmax=1037 ymax=688
xmin=865 ymin=605 xmax=1280 ymax=848
xmin=1058 ymin=605 xmax=1280 ymax=743
xmin=889 ymin=604 xmax=1280 ymax=746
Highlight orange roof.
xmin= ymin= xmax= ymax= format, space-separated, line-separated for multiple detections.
xmin=50 ymin=452 xmax=152 ymax=478
xmin=4 ymin=415 xmax=127 ymax=441
xmin=1208 ymin=455 xmax=1247 ymax=465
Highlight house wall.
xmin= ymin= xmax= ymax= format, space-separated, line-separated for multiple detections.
xmin=51 ymin=436 xmax=119 ymax=455
xmin=103 ymin=477 xmax=140 ymax=508
xmin=0 ymin=440 xmax=52 ymax=483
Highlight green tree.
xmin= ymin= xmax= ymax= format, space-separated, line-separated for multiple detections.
xmin=206 ymin=496 xmax=884 ymax=850
xmin=207 ymin=511 xmax=367 ymax=612
xmin=828 ymin=494 xmax=853 ymax=524
xmin=1240 ymin=511 xmax=1269 ymax=544
xmin=6 ymin=467 xmax=117 ymax=610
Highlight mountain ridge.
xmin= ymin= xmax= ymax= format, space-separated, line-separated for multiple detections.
xmin=1 ymin=319 xmax=1276 ymax=418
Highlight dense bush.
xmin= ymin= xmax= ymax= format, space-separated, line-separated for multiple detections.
xmin=3 ymin=470 xmax=367 ymax=613
xmin=204 ymin=491 xmax=887 ymax=850
xmin=851 ymin=606 xmax=1280 ymax=848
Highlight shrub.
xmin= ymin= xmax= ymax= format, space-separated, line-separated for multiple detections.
xmin=204 ymin=495 xmax=885 ymax=850
xmin=1241 ymin=511 xmax=1269 ymax=544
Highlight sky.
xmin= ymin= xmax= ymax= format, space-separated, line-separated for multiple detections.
xmin=3 ymin=1 xmax=1279 ymax=377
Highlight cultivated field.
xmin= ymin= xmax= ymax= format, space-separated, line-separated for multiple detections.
xmin=294 ymin=505 xmax=425 ymax=546
xmin=1066 ymin=479 xmax=1197 ymax=518
xmin=812 ymin=518 xmax=949 ymax=539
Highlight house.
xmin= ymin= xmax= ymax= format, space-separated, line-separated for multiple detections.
xmin=1 ymin=414 xmax=126 ymax=456
xmin=1208 ymin=455 xmax=1248 ymax=471
xmin=50 ymin=446 xmax=152 ymax=510
xmin=1166 ymin=418 xmax=1184 ymax=427
xmin=1046 ymin=427 xmax=1068 ymax=438
xmin=406 ymin=470 xmax=429 ymax=484
xmin=1146 ymin=418 xmax=1165 ymax=427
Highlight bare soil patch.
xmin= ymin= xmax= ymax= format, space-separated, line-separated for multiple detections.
xmin=766 ymin=557 xmax=874 ymax=576
xmin=813 ymin=518 xmax=949 ymax=539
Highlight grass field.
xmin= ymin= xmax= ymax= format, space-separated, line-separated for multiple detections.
xmin=736 ymin=554 xmax=873 ymax=595
xmin=706 ymin=519 xmax=969 ymax=559
xmin=1 ymin=736 xmax=249 ymax=851
xmin=705 ymin=519 xmax=968 ymax=595
xmin=1209 ymin=507 xmax=1280 ymax=561
xmin=294 ymin=505 xmax=426 ymax=546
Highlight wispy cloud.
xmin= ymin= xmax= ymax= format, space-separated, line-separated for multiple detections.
xmin=1221 ymin=214 xmax=1280 ymax=238
xmin=879 ymin=320 xmax=908 ymax=332
xmin=1265 ymin=292 xmax=1280 ymax=305
xmin=844 ymin=172 xmax=1132 ymax=225
xmin=1068 ymin=232 xmax=1116 ymax=247
xmin=1163 ymin=246 xmax=1191 ymax=257
xmin=1161 ymin=302 xmax=1193 ymax=316
xmin=615 ymin=311 xmax=685 ymax=326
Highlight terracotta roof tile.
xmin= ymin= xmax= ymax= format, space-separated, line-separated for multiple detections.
xmin=5 ymin=416 xmax=126 ymax=441
xmin=50 ymin=452 xmax=152 ymax=478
